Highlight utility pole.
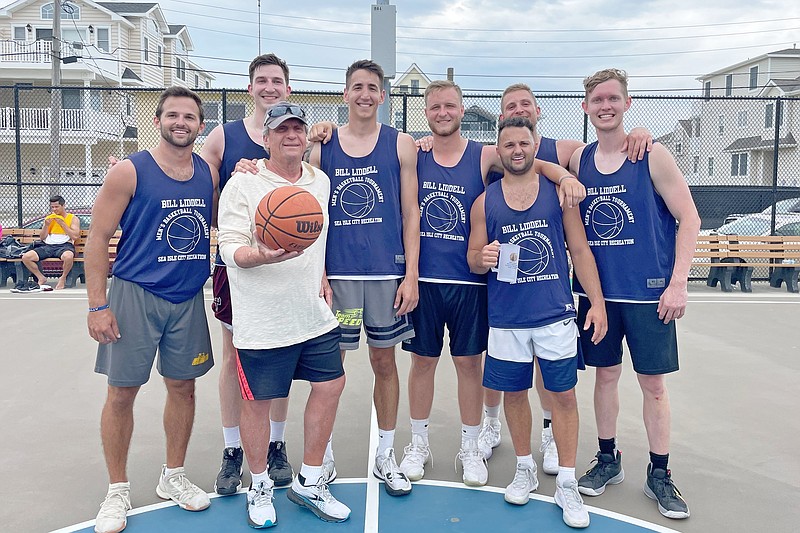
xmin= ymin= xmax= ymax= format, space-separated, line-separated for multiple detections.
xmin=257 ymin=0 xmax=262 ymax=55
xmin=371 ymin=1 xmax=396 ymax=125
xmin=49 ymin=0 xmax=62 ymax=193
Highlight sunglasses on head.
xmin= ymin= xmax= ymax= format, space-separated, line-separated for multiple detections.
xmin=268 ymin=104 xmax=305 ymax=119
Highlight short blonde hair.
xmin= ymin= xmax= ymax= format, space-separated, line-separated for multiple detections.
xmin=583 ymin=69 xmax=629 ymax=101
xmin=424 ymin=80 xmax=463 ymax=105
xmin=501 ymin=83 xmax=538 ymax=110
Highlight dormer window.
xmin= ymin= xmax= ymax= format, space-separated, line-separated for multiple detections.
xmin=41 ymin=1 xmax=80 ymax=20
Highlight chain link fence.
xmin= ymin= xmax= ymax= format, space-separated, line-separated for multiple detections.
xmin=2 ymin=85 xmax=799 ymax=236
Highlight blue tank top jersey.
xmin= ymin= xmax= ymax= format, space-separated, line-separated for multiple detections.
xmin=417 ymin=140 xmax=486 ymax=284
xmin=484 ymin=176 xmax=576 ymax=329
xmin=573 ymin=142 xmax=676 ymax=302
xmin=216 ymin=120 xmax=269 ymax=266
xmin=113 ymin=151 xmax=214 ymax=304
xmin=320 ymin=125 xmax=405 ymax=277
xmin=487 ymin=136 xmax=559 ymax=185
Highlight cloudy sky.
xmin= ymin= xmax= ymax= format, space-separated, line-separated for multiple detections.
xmin=5 ymin=0 xmax=799 ymax=93
xmin=151 ymin=0 xmax=799 ymax=93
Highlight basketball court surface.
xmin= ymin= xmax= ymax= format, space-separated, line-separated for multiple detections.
xmin=2 ymin=282 xmax=797 ymax=532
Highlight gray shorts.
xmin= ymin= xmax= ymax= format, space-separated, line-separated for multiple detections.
xmin=330 ymin=278 xmax=415 ymax=351
xmin=95 ymin=277 xmax=214 ymax=387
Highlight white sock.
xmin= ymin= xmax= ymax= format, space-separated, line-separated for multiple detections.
xmin=557 ymin=466 xmax=577 ymax=486
xmin=377 ymin=429 xmax=395 ymax=457
xmin=411 ymin=418 xmax=430 ymax=441
xmin=270 ymin=420 xmax=286 ymax=443
xmin=461 ymin=423 xmax=481 ymax=447
xmin=251 ymin=468 xmax=273 ymax=488
xmin=299 ymin=463 xmax=323 ymax=485
xmin=516 ymin=455 xmax=535 ymax=469
xmin=325 ymin=437 xmax=335 ymax=462
xmin=223 ymin=426 xmax=241 ymax=449
xmin=484 ymin=404 xmax=501 ymax=419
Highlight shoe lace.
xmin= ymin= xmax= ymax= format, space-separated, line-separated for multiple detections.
xmin=270 ymin=443 xmax=290 ymax=467
xmin=98 ymin=489 xmax=131 ymax=519
xmin=654 ymin=470 xmax=684 ymax=500
xmin=403 ymin=440 xmax=432 ymax=467
xmin=251 ymin=481 xmax=274 ymax=506
xmin=379 ymin=450 xmax=406 ymax=482
xmin=510 ymin=464 xmax=534 ymax=490
xmin=455 ymin=444 xmax=486 ymax=473
xmin=166 ymin=472 xmax=202 ymax=502
xmin=560 ymin=480 xmax=585 ymax=511
xmin=583 ymin=453 xmax=613 ymax=479
xmin=479 ymin=421 xmax=500 ymax=446
xmin=220 ymin=450 xmax=240 ymax=477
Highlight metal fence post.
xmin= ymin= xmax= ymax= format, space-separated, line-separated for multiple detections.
xmin=402 ymin=94 xmax=408 ymax=133
xmin=770 ymin=96 xmax=782 ymax=235
xmin=221 ymin=88 xmax=228 ymax=123
xmin=13 ymin=84 xmax=22 ymax=226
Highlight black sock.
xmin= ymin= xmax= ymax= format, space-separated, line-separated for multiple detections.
xmin=543 ymin=418 xmax=551 ymax=429
xmin=599 ymin=437 xmax=616 ymax=455
xmin=649 ymin=452 xmax=669 ymax=471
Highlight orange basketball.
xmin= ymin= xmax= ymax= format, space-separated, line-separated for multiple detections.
xmin=254 ymin=186 xmax=324 ymax=252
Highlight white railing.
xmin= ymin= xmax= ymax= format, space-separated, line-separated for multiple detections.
xmin=0 ymin=40 xmax=54 ymax=63
xmin=0 ymin=107 xmax=126 ymax=136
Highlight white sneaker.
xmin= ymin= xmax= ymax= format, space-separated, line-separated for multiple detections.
xmin=95 ymin=482 xmax=131 ymax=533
xmin=287 ymin=475 xmax=351 ymax=522
xmin=155 ymin=465 xmax=210 ymax=511
xmin=246 ymin=480 xmax=277 ymax=528
xmin=478 ymin=418 xmax=501 ymax=459
xmin=373 ymin=448 xmax=412 ymax=496
xmin=400 ymin=434 xmax=431 ymax=481
xmin=456 ymin=439 xmax=488 ymax=487
xmin=322 ymin=454 xmax=337 ymax=484
xmin=504 ymin=462 xmax=539 ymax=505
xmin=540 ymin=426 xmax=559 ymax=475
xmin=555 ymin=479 xmax=590 ymax=528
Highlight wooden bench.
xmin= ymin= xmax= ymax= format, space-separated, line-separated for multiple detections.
xmin=692 ymin=235 xmax=800 ymax=293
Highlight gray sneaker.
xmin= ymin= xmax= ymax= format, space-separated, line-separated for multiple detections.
xmin=644 ymin=465 xmax=690 ymax=519
xmin=578 ymin=450 xmax=624 ymax=496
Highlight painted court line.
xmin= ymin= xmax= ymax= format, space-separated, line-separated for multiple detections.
xmin=363 ymin=376 xmax=381 ymax=533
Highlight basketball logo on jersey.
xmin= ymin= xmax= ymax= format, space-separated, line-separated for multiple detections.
xmin=419 ymin=189 xmax=466 ymax=239
xmin=583 ymin=194 xmax=635 ymax=247
xmin=330 ymin=167 xmax=385 ymax=227
xmin=155 ymin=199 xmax=210 ymax=262
xmin=504 ymin=219 xmax=560 ymax=283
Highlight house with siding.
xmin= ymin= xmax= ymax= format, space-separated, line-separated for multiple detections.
xmin=0 ymin=0 xmax=214 ymax=205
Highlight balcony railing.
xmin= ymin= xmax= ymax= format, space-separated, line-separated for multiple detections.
xmin=0 ymin=40 xmax=119 ymax=74
xmin=0 ymin=107 xmax=126 ymax=137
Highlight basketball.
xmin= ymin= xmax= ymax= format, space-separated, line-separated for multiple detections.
xmin=254 ymin=186 xmax=324 ymax=252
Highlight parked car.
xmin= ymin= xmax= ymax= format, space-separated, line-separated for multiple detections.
xmin=723 ymin=197 xmax=800 ymax=225
xmin=709 ymin=212 xmax=800 ymax=236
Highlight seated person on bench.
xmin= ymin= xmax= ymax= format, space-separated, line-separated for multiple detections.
xmin=21 ymin=195 xmax=80 ymax=290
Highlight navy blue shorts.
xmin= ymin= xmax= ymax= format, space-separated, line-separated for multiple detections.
xmin=402 ymin=282 xmax=488 ymax=357
xmin=236 ymin=328 xmax=344 ymax=401
xmin=578 ymin=297 xmax=679 ymax=375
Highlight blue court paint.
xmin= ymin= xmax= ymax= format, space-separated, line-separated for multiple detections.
xmin=61 ymin=481 xmax=676 ymax=532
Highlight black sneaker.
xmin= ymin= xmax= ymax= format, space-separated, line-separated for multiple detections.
xmin=214 ymin=446 xmax=243 ymax=495
xmin=578 ymin=450 xmax=624 ymax=496
xmin=268 ymin=441 xmax=294 ymax=487
xmin=644 ymin=464 xmax=690 ymax=519
xmin=10 ymin=281 xmax=27 ymax=293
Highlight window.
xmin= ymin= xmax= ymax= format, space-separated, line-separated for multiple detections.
xmin=731 ymin=153 xmax=748 ymax=176
xmin=149 ymin=19 xmax=159 ymax=35
xmin=749 ymin=66 xmax=758 ymax=90
xmin=125 ymin=95 xmax=132 ymax=116
xmin=394 ymin=110 xmax=403 ymax=129
xmin=195 ymin=74 xmax=199 ymax=87
xmin=61 ymin=88 xmax=82 ymax=109
xmin=158 ymin=45 xmax=163 ymax=67
xmin=205 ymin=80 xmax=210 ymax=89
xmin=411 ymin=79 xmax=420 ymax=95
xmin=176 ymin=58 xmax=186 ymax=81
xmin=704 ymin=81 xmax=711 ymax=100
xmin=143 ymin=36 xmax=149 ymax=62
xmin=737 ymin=110 xmax=747 ymax=127
xmin=675 ymin=140 xmax=683 ymax=155
xmin=178 ymin=39 xmax=185 ymax=53
xmin=96 ymin=28 xmax=110 ymax=52
xmin=718 ymin=115 xmax=724 ymax=136
xmin=202 ymin=102 xmax=219 ymax=133
xmin=62 ymin=28 xmax=87 ymax=45
xmin=765 ymin=103 xmax=774 ymax=128
xmin=725 ymin=74 xmax=733 ymax=96
xmin=13 ymin=26 xmax=26 ymax=41
xmin=693 ymin=156 xmax=700 ymax=174
xmin=708 ymin=157 xmax=714 ymax=176
xmin=41 ymin=2 xmax=80 ymax=20
xmin=227 ymin=103 xmax=246 ymax=122
xmin=90 ymin=91 xmax=101 ymax=111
